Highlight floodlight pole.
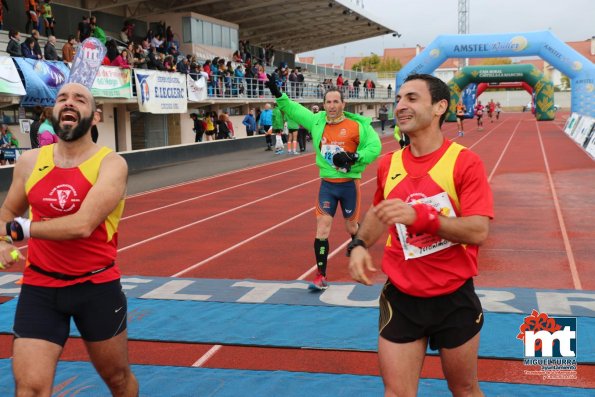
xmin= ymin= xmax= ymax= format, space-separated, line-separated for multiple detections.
xmin=458 ymin=0 xmax=470 ymax=69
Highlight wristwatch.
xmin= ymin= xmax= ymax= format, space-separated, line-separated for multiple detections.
xmin=346 ymin=238 xmax=367 ymax=257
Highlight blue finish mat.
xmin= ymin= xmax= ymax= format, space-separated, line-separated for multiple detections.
xmin=0 ymin=359 xmax=591 ymax=397
xmin=1 ymin=274 xmax=594 ymax=317
xmin=1 ymin=298 xmax=593 ymax=362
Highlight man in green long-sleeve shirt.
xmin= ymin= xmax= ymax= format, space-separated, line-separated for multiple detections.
xmin=267 ymin=78 xmax=382 ymax=289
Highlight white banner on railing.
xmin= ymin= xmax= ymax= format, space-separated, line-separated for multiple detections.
xmin=92 ymin=66 xmax=133 ymax=98
xmin=134 ymin=70 xmax=187 ymax=113
xmin=0 ymin=56 xmax=26 ymax=96
xmin=572 ymin=116 xmax=594 ymax=147
xmin=187 ymin=76 xmax=207 ymax=102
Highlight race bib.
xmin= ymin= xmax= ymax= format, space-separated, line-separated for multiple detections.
xmin=395 ymin=192 xmax=457 ymax=260
xmin=321 ymin=144 xmax=348 ymax=173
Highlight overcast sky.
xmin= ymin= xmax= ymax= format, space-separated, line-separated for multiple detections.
xmin=298 ymin=0 xmax=595 ymax=65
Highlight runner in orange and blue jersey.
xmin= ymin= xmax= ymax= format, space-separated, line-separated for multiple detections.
xmin=266 ymin=77 xmax=381 ymax=290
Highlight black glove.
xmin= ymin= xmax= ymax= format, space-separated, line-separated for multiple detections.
xmin=332 ymin=151 xmax=358 ymax=169
xmin=265 ymin=74 xmax=282 ymax=98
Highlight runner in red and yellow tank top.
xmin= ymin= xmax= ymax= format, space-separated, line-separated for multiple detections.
xmin=0 ymin=83 xmax=138 ymax=395
xmin=346 ymin=74 xmax=493 ymax=396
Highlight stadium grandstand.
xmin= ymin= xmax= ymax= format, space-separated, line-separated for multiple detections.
xmin=0 ymin=0 xmax=400 ymax=153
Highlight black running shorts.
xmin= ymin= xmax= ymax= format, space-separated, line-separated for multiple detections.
xmin=13 ymin=280 xmax=127 ymax=346
xmin=379 ymin=278 xmax=483 ymax=350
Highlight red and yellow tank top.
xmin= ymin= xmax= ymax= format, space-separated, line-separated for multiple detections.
xmin=23 ymin=144 xmax=125 ymax=287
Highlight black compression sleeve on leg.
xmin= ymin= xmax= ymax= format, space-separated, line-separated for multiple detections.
xmin=314 ymin=238 xmax=329 ymax=276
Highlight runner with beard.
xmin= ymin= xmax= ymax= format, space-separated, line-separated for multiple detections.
xmin=0 ymin=83 xmax=138 ymax=396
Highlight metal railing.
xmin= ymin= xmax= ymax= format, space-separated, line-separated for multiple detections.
xmin=187 ymin=74 xmax=394 ymax=101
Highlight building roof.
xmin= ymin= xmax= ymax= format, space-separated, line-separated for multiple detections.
xmin=92 ymin=0 xmax=397 ymax=54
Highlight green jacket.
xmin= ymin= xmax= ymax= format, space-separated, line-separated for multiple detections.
xmin=276 ymin=93 xmax=381 ymax=179
xmin=92 ymin=26 xmax=106 ymax=45
xmin=285 ymin=112 xmax=300 ymax=130
xmin=272 ymin=107 xmax=284 ymax=130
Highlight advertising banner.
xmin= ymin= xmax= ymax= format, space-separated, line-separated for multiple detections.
xmin=13 ymin=58 xmax=69 ymax=107
xmin=68 ymin=38 xmax=106 ymax=89
xmin=187 ymin=76 xmax=207 ymax=102
xmin=134 ymin=70 xmax=187 ymax=113
xmin=91 ymin=66 xmax=133 ymax=98
xmin=0 ymin=57 xmax=26 ymax=96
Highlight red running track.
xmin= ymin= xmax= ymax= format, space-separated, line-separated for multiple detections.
xmin=1 ymin=112 xmax=594 ymax=389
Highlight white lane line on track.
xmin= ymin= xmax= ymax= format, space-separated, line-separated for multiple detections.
xmin=192 ymin=345 xmax=222 ymax=367
xmin=487 ymin=121 xmax=522 ymax=183
xmin=172 ymin=207 xmax=315 ymax=277
xmin=118 ymin=178 xmax=319 ymax=253
xmin=122 ymin=163 xmax=314 ymax=220
xmin=535 ymin=122 xmax=582 ymax=290
xmin=126 ymin=154 xmax=315 ymax=199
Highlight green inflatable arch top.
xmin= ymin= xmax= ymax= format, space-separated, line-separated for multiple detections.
xmin=447 ymin=64 xmax=555 ymax=121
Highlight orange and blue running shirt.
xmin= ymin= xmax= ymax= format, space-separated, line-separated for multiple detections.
xmin=320 ymin=118 xmax=360 ymax=182
xmin=374 ymin=139 xmax=493 ymax=297
xmin=23 ymin=144 xmax=125 ymax=287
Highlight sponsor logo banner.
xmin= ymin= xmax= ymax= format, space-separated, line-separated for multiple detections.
xmin=0 ymin=56 xmax=26 ymax=96
xmin=134 ymin=70 xmax=187 ymax=113
xmin=13 ymin=58 xmax=69 ymax=107
xmin=68 ymin=38 xmax=106 ymax=88
xmin=91 ymin=66 xmax=133 ymax=98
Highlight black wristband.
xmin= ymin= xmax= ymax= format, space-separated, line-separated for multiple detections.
xmin=346 ymin=238 xmax=367 ymax=257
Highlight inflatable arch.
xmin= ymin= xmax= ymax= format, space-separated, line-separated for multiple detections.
xmin=447 ymin=64 xmax=553 ymax=121
xmin=395 ymin=30 xmax=595 ymax=119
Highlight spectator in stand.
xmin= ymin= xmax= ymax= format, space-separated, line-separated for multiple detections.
xmin=296 ymin=67 xmax=305 ymax=98
xmin=176 ymin=57 xmax=189 ymax=74
xmin=234 ymin=64 xmax=245 ymax=96
xmin=242 ymin=108 xmax=256 ymax=137
xmin=0 ymin=0 xmax=5 ymax=31
xmin=7 ymin=30 xmax=23 ymax=57
xmin=163 ymin=55 xmax=175 ymax=72
xmin=369 ymin=79 xmax=376 ymax=98
xmin=37 ymin=107 xmax=58 ymax=147
xmin=257 ymin=64 xmax=267 ymax=98
xmin=105 ymin=39 xmax=119 ymax=63
xmin=147 ymin=46 xmax=164 ymax=70
xmin=232 ymin=50 xmax=242 ymax=63
xmin=25 ymin=0 xmax=39 ymax=34
xmin=21 ymin=37 xmax=39 ymax=59
xmin=353 ymin=78 xmax=361 ymax=98
xmin=336 ymin=73 xmax=344 ymax=90
xmin=151 ymin=33 xmax=164 ymax=53
xmin=168 ymin=43 xmax=179 ymax=59
xmin=120 ymin=20 xmax=135 ymax=43
xmin=90 ymin=19 xmax=106 ymax=45
xmin=41 ymin=0 xmax=55 ymax=36
xmin=165 ymin=26 xmax=174 ymax=45
xmin=133 ymin=44 xmax=148 ymax=69
xmin=77 ymin=15 xmax=91 ymax=42
xmin=30 ymin=29 xmax=43 ymax=59
xmin=145 ymin=29 xmax=154 ymax=42
xmin=44 ymin=35 xmax=60 ymax=61
xmin=110 ymin=49 xmax=130 ymax=69
xmin=387 ymin=84 xmax=392 ymax=98
xmin=61 ymin=35 xmax=76 ymax=62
